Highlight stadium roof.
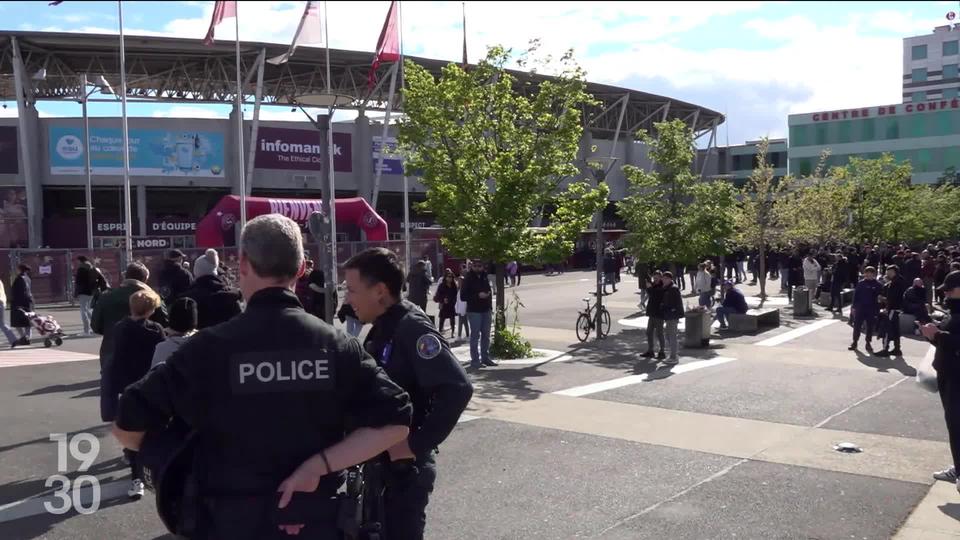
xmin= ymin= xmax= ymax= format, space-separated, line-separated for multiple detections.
xmin=0 ymin=30 xmax=723 ymax=139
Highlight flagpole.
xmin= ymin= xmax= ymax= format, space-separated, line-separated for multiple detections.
xmin=370 ymin=62 xmax=397 ymax=210
xmin=398 ymin=0 xmax=410 ymax=271
xmin=118 ymin=0 xmax=133 ymax=264
xmin=324 ymin=0 xmax=339 ymax=319
xmin=234 ymin=4 xmax=246 ymax=228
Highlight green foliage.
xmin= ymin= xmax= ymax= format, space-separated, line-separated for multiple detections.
xmin=777 ymin=158 xmax=853 ymax=247
xmin=490 ymin=291 xmax=537 ymax=359
xmin=398 ymin=44 xmax=606 ymax=266
xmin=833 ymin=154 xmax=913 ymax=243
xmin=618 ymin=119 xmax=736 ymax=265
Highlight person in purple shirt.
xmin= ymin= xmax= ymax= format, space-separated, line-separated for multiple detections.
xmin=716 ymin=281 xmax=749 ymax=329
xmin=849 ymin=266 xmax=883 ymax=353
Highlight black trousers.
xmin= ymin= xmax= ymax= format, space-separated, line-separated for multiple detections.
xmin=852 ymin=313 xmax=876 ymax=344
xmin=124 ymin=449 xmax=143 ymax=481
xmin=646 ymin=317 xmax=665 ymax=353
xmin=384 ymin=454 xmax=437 ymax=540
xmin=883 ymin=310 xmax=901 ymax=352
xmin=939 ymin=374 xmax=960 ymax=472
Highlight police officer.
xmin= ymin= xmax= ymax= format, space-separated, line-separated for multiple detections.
xmin=112 ymin=215 xmax=413 ymax=540
xmin=343 ymin=247 xmax=474 ymax=540
xmin=925 ymin=270 xmax=960 ymax=490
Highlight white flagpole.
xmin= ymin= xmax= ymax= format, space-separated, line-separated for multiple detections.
xmin=398 ymin=0 xmax=410 ymax=270
xmin=234 ymin=4 xmax=247 ymax=227
xmin=118 ymin=1 xmax=133 ymax=264
xmin=325 ymin=0 xmax=339 ymax=313
xmin=371 ymin=61 xmax=397 ymax=210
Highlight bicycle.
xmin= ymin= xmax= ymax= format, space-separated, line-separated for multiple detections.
xmin=576 ymin=292 xmax=611 ymax=342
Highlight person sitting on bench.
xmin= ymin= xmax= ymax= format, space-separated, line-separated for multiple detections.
xmin=716 ymin=280 xmax=748 ymax=329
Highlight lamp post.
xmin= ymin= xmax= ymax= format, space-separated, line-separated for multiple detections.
xmin=585 ymin=156 xmax=618 ymax=338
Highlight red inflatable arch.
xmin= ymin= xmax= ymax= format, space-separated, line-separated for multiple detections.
xmin=195 ymin=195 xmax=388 ymax=247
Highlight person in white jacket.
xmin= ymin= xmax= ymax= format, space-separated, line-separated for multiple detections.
xmin=695 ymin=262 xmax=713 ymax=307
xmin=802 ymin=254 xmax=822 ymax=294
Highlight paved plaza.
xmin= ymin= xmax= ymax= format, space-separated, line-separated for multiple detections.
xmin=0 ymin=270 xmax=956 ymax=539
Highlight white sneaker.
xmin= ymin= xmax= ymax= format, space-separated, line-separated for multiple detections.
xmin=128 ymin=479 xmax=144 ymax=500
xmin=934 ymin=467 xmax=957 ymax=482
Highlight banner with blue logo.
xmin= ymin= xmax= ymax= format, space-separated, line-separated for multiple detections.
xmin=372 ymin=136 xmax=404 ymax=175
xmin=49 ymin=126 xmax=225 ymax=177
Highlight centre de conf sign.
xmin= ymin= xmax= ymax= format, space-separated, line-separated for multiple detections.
xmin=806 ymin=99 xmax=960 ymax=122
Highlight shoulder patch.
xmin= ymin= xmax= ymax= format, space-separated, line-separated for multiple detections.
xmin=416 ymin=334 xmax=443 ymax=359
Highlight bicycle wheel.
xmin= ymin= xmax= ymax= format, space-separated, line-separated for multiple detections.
xmin=597 ymin=307 xmax=612 ymax=338
xmin=576 ymin=312 xmax=591 ymax=342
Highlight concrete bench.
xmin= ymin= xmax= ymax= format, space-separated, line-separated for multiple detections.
xmin=728 ymin=308 xmax=781 ymax=332
xmin=899 ymin=313 xmax=917 ymax=335
xmin=818 ymin=288 xmax=854 ymax=307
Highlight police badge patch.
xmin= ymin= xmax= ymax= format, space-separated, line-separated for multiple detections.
xmin=416 ymin=334 xmax=443 ymax=359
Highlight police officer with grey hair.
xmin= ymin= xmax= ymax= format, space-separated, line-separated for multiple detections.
xmin=112 ymin=214 xmax=413 ymax=539
xmin=344 ymin=247 xmax=473 ymax=540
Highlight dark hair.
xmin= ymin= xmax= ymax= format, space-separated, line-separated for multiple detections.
xmin=77 ymin=255 xmax=88 ymax=263
xmin=344 ymin=247 xmax=404 ymax=298
xmin=17 ymin=264 xmax=30 ymax=274
xmin=124 ymin=262 xmax=149 ymax=282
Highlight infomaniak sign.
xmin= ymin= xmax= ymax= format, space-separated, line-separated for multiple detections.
xmin=48 ymin=126 xmax=225 ymax=177
xmin=254 ymin=127 xmax=352 ymax=172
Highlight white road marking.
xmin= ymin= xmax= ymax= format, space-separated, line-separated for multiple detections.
xmin=458 ymin=414 xmax=481 ymax=423
xmin=0 ymin=349 xmax=98 ymax=368
xmin=755 ymin=319 xmax=839 ymax=347
xmin=451 ymin=346 xmax=572 ymax=366
xmin=553 ymin=357 xmax=737 ymax=397
xmin=618 ymin=316 xmax=720 ymax=331
xmin=0 ymin=479 xmax=130 ymax=523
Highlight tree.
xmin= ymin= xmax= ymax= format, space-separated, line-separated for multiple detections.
xmin=776 ymin=153 xmax=852 ymax=248
xmin=834 ymin=154 xmax=913 ymax=244
xmin=618 ymin=119 xmax=737 ymax=273
xmin=732 ymin=138 xmax=786 ymax=300
xmin=398 ymin=44 xmax=608 ymax=342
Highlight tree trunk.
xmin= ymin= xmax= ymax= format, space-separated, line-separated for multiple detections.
xmin=495 ymin=262 xmax=506 ymax=332
xmin=758 ymin=242 xmax=767 ymax=302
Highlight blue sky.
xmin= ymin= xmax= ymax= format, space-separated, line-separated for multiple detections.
xmin=2 ymin=0 xmax=959 ymax=144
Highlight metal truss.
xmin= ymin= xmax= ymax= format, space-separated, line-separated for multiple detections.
xmin=0 ymin=30 xmax=723 ymax=139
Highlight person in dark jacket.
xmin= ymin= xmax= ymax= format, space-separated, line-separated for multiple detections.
xmin=877 ymin=264 xmax=908 ymax=357
xmin=903 ymin=251 xmax=922 ymax=285
xmin=92 ymin=262 xmax=168 ymax=421
xmin=157 ymin=249 xmax=193 ymax=305
xmin=642 ymin=271 xmax=666 ymax=360
xmin=406 ymin=260 xmax=433 ymax=313
xmin=460 ymin=260 xmax=494 ymax=369
xmin=180 ymin=258 xmax=243 ymax=329
xmin=849 ymin=266 xmax=883 ymax=352
xmin=924 ymin=271 xmax=960 ymax=488
xmin=716 ymin=281 xmax=749 ymax=329
xmin=660 ymin=272 xmax=685 ymax=364
xmin=10 ymin=264 xmax=33 ymax=346
xmin=75 ymin=255 xmax=105 ymax=336
xmin=936 ymin=255 xmax=950 ymax=305
xmin=828 ymin=254 xmax=849 ymax=313
xmin=434 ymin=269 xmax=459 ymax=337
xmin=603 ymin=251 xmax=618 ymax=294
xmin=786 ymin=251 xmax=804 ymax=301
xmin=903 ymin=278 xmax=931 ymax=324
xmin=104 ymin=288 xmax=166 ymax=501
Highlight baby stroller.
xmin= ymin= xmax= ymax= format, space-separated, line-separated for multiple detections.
xmin=24 ymin=311 xmax=65 ymax=348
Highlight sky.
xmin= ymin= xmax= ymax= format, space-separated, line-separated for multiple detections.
xmin=2 ymin=0 xmax=959 ymax=145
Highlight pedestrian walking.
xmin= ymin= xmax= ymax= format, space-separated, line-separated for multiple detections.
xmin=802 ymin=252 xmax=822 ymax=294
xmin=461 ymin=260 xmax=494 ymax=369
xmin=924 ymin=271 xmax=960 ymax=490
xmin=695 ymin=263 xmax=712 ymax=308
xmin=642 ymin=271 xmax=666 ymax=360
xmin=180 ymin=252 xmax=243 ymax=329
xmin=157 ymin=249 xmax=193 ymax=305
xmin=406 ymin=260 xmax=433 ymax=313
xmin=660 ymin=271 xmax=684 ymax=365
xmin=877 ymin=265 xmax=907 ymax=357
xmin=0 ymin=278 xmax=18 ymax=348
xmin=434 ymin=269 xmax=459 ymax=338
xmin=849 ymin=266 xmax=882 ymax=353
xmin=10 ymin=264 xmax=33 ymax=346
xmin=74 ymin=255 xmax=105 ymax=336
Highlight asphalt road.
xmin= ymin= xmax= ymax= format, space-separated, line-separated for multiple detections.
xmin=0 ymin=270 xmax=956 ymax=539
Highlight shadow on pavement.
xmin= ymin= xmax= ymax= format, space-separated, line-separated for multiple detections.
xmin=0 ymin=489 xmax=139 ymax=540
xmin=0 ymin=457 xmax=127 ymax=506
xmin=0 ymin=424 xmax=110 ymax=455
xmin=19 ymin=379 xmax=99 ymax=398
xmin=939 ymin=503 xmax=960 ymax=522
xmin=853 ymin=350 xmax=917 ymax=377
xmin=466 ymin=366 xmax=544 ymax=403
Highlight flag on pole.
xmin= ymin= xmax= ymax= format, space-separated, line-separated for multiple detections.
xmin=367 ymin=0 xmax=400 ymax=88
xmin=268 ymin=1 xmax=324 ymax=65
xmin=48 ymin=1 xmax=65 ymax=5
xmin=203 ymin=0 xmax=237 ymax=46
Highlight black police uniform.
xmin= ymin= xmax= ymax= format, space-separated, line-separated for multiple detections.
xmin=363 ymin=300 xmax=473 ymax=540
xmin=115 ymin=287 xmax=413 ymax=540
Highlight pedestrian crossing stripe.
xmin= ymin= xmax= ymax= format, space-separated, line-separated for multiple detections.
xmin=0 ymin=349 xmax=98 ymax=368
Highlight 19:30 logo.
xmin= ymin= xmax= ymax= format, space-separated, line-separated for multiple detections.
xmin=44 ymin=433 xmax=101 ymax=515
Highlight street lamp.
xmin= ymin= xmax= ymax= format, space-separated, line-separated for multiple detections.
xmin=584 ymin=155 xmax=618 ymax=339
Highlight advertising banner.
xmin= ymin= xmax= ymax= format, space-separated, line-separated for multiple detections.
xmin=254 ymin=127 xmax=352 ymax=172
xmin=49 ymin=126 xmax=225 ymax=177
xmin=0 ymin=186 xmax=27 ymax=248
xmin=372 ymin=136 xmax=403 ymax=175
xmin=0 ymin=126 xmax=18 ymax=174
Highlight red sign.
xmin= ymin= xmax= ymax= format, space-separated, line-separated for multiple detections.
xmin=254 ymin=127 xmax=352 ymax=172
xmin=810 ymin=99 xmax=960 ymax=122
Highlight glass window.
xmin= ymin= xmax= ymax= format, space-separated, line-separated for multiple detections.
xmin=790 ymin=125 xmax=810 ymax=147
xmin=916 ymin=149 xmax=934 ymax=172
xmin=945 ymin=146 xmax=960 ymax=169
xmin=912 ymin=44 xmax=927 ymax=60
xmin=945 ymin=64 xmax=959 ymax=79
xmin=837 ymin=121 xmax=852 ymax=144
xmin=905 ymin=114 xmax=927 ymax=138
xmin=815 ymin=124 xmax=828 ymax=145
xmin=860 ymin=118 xmax=876 ymax=141
xmin=912 ymin=91 xmax=925 ymax=103
xmin=883 ymin=118 xmax=900 ymax=140
xmin=945 ymin=40 xmax=960 ymax=57
xmin=796 ymin=158 xmax=812 ymax=177
xmin=912 ymin=68 xmax=928 ymax=82
xmin=945 ymin=87 xmax=960 ymax=99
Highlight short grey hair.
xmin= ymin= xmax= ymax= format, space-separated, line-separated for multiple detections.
xmin=240 ymin=214 xmax=304 ymax=280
